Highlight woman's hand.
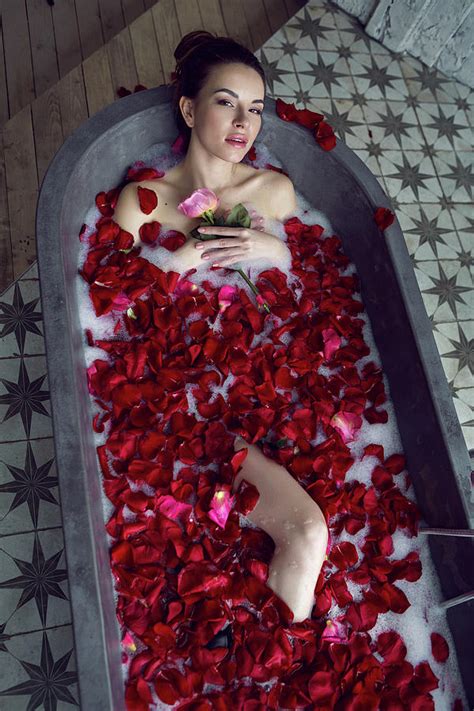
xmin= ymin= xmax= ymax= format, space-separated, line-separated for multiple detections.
xmin=193 ymin=225 xmax=282 ymax=268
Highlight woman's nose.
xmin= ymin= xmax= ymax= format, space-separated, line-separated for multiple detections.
xmin=234 ymin=113 xmax=249 ymax=127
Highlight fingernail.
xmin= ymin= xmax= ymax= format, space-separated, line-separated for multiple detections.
xmin=212 ymin=263 xmax=220 ymax=268
xmin=198 ymin=227 xmax=206 ymax=232
xmin=202 ymin=254 xmax=210 ymax=259
xmin=195 ymin=243 xmax=204 ymax=249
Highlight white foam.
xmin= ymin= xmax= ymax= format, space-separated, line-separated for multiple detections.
xmin=74 ymin=138 xmax=467 ymax=709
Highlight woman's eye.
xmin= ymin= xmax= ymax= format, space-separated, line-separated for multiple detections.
xmin=217 ymin=99 xmax=262 ymax=115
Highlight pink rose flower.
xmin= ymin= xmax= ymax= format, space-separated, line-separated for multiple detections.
xmin=177 ymin=188 xmax=219 ymax=218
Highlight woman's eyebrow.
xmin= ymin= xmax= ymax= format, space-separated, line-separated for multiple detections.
xmin=212 ymin=88 xmax=265 ymax=105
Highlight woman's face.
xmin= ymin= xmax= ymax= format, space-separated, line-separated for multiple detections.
xmin=180 ymin=63 xmax=265 ymax=162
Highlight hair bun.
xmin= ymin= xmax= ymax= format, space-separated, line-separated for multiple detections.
xmin=174 ymin=31 xmax=216 ymax=73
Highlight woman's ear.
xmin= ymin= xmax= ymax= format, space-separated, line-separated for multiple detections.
xmin=179 ymin=96 xmax=194 ymax=128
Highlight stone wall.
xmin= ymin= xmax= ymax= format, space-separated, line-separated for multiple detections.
xmin=332 ymin=0 xmax=474 ymax=88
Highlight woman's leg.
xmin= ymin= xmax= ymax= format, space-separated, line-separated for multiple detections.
xmin=232 ymin=437 xmax=329 ymax=623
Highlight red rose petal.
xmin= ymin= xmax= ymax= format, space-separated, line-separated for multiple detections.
xmin=79 ymin=173 xmax=447 ymax=709
xmin=377 ymin=630 xmax=407 ymax=663
xmin=329 ymin=541 xmax=359 ymax=570
xmin=413 ymin=661 xmax=439 ymax=693
xmin=374 ymin=207 xmax=395 ymax=231
xmin=139 ymin=220 xmax=161 ymax=245
xmin=308 ymin=670 xmax=338 ymax=704
xmin=430 ymin=631 xmax=449 ymax=663
xmin=137 ymin=185 xmax=158 ymax=214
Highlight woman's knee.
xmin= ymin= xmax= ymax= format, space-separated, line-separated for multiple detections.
xmin=290 ymin=510 xmax=329 ymax=553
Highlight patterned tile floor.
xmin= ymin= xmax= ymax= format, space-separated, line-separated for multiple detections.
xmin=0 ymin=0 xmax=472 ymax=708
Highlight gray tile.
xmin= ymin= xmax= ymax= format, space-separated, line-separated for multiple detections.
xmin=257 ymin=48 xmax=301 ymax=95
xmin=0 ymin=625 xmax=79 ymax=709
xmin=431 ymin=151 xmax=473 ymax=203
xmin=0 ymin=529 xmax=72 ymax=633
xmin=457 ymin=387 xmax=474 ymax=410
xmin=399 ymin=53 xmax=465 ymax=104
xmin=413 ymin=260 xmax=473 ymax=322
xmin=415 ymin=102 xmax=472 ymax=153
xmin=347 ymin=53 xmax=410 ymax=102
xmin=0 ymin=280 xmax=45 ymax=358
xmin=362 ymin=100 xmax=427 ymax=151
xmin=395 ymin=203 xmax=462 ymax=261
xmin=0 ymin=438 xmax=62 ymax=535
xmin=449 ymin=203 xmax=474 ymax=238
xmin=454 ymin=401 xmax=474 ymax=451
xmin=432 ymin=321 xmax=474 ymax=388
xmin=293 ymin=51 xmax=356 ymax=100
xmin=0 ymin=356 xmax=52 ymax=441
xmin=289 ymin=4 xmax=343 ymax=50
xmin=378 ymin=150 xmax=443 ymax=203
xmin=276 ymin=14 xmax=342 ymax=52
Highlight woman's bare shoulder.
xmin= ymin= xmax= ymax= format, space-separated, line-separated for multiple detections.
xmin=113 ymin=180 xmax=164 ymax=245
xmin=248 ymin=168 xmax=297 ymax=221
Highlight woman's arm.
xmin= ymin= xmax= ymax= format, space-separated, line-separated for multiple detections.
xmin=266 ymin=173 xmax=297 ymax=260
xmin=271 ymin=173 xmax=298 ymax=223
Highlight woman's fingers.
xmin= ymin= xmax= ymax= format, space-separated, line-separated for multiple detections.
xmin=205 ymin=250 xmax=246 ymax=265
xmin=202 ymin=248 xmax=247 ymax=260
xmin=196 ymin=237 xmax=243 ymax=250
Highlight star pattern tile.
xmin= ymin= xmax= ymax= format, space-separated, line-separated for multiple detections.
xmin=0 ymin=439 xmax=59 ymax=531
xmin=0 ymin=0 xmax=473 ymax=704
xmin=378 ymin=151 xmax=443 ymax=203
xmin=0 ymin=531 xmax=69 ymax=629
xmin=0 ymin=281 xmax=44 ymax=356
xmin=432 ymin=152 xmax=473 ymax=202
xmin=0 ymin=627 xmax=79 ymax=708
xmin=0 ymin=268 xmax=78 ymax=706
xmin=362 ymin=101 xmax=426 ymax=151
xmin=400 ymin=53 xmax=463 ymax=104
xmin=349 ymin=53 xmax=410 ymax=101
xmin=0 ymin=357 xmax=51 ymax=439
xmin=414 ymin=261 xmax=472 ymax=322
xmin=415 ymin=102 xmax=472 ymax=152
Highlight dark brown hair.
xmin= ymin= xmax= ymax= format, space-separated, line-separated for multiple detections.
xmin=170 ymin=31 xmax=266 ymax=152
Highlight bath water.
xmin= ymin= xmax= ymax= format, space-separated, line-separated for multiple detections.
xmin=75 ymin=138 xmax=467 ymax=710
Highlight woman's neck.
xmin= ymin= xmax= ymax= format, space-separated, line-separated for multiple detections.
xmin=173 ymin=144 xmax=243 ymax=195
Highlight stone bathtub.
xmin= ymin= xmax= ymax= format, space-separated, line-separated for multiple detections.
xmin=35 ymin=85 xmax=473 ymax=710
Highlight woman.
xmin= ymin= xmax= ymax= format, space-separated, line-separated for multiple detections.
xmin=114 ymin=31 xmax=330 ymax=625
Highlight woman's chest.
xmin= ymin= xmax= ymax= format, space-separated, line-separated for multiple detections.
xmin=144 ymin=170 xmax=274 ymax=234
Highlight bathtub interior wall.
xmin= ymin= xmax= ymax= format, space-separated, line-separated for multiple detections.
xmin=38 ymin=88 xmax=473 ymax=709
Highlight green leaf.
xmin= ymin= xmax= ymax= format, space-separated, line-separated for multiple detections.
xmin=225 ymin=203 xmax=251 ymax=227
xmin=190 ymin=227 xmax=214 ymax=241
xmin=127 ymin=307 xmax=137 ymax=320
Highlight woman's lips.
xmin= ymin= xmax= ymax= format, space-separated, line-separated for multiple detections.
xmin=225 ymin=138 xmax=247 ymax=148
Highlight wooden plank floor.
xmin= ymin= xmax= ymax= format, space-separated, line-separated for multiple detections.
xmin=0 ymin=0 xmax=306 ymax=293
xmin=0 ymin=0 xmax=154 ymax=125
